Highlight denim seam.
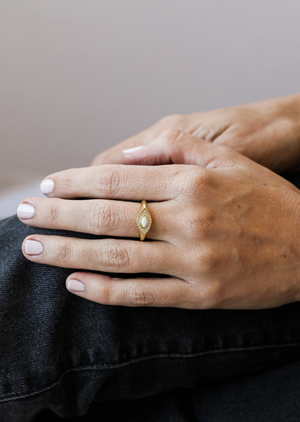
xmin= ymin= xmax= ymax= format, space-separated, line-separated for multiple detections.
xmin=1 ymin=341 xmax=300 ymax=403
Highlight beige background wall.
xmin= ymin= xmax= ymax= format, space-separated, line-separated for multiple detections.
xmin=1 ymin=0 xmax=300 ymax=182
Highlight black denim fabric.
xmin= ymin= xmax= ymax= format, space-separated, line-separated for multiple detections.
xmin=1 ymin=172 xmax=300 ymax=421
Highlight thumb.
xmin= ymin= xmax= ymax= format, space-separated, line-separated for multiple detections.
xmin=121 ymin=129 xmax=245 ymax=168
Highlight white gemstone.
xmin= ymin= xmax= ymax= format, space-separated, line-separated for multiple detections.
xmin=141 ymin=216 xmax=148 ymax=228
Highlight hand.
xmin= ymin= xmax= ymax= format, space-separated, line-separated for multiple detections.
xmin=92 ymin=94 xmax=300 ymax=173
xmin=18 ymin=130 xmax=300 ymax=309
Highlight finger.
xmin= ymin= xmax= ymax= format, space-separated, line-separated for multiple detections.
xmin=90 ymin=116 xmax=180 ymax=166
xmin=91 ymin=129 xmax=155 ymax=166
xmin=40 ymin=164 xmax=185 ymax=201
xmin=22 ymin=236 xmax=172 ymax=274
xmin=91 ymin=137 xmax=144 ymax=166
xmin=65 ymin=272 xmax=192 ymax=308
xmin=17 ymin=198 xmax=167 ymax=240
xmin=122 ymin=129 xmax=248 ymax=168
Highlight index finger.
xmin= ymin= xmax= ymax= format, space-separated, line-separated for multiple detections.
xmin=91 ymin=130 xmax=151 ymax=166
xmin=40 ymin=164 xmax=188 ymax=201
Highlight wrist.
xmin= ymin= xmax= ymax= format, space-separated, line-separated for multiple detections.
xmin=251 ymin=94 xmax=300 ymax=172
xmin=261 ymin=94 xmax=300 ymax=148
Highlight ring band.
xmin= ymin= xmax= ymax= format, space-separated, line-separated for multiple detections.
xmin=136 ymin=200 xmax=152 ymax=241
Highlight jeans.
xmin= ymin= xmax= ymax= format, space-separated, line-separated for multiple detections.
xmin=1 ymin=172 xmax=300 ymax=422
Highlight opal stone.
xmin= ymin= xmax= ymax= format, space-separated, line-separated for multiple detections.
xmin=141 ymin=216 xmax=148 ymax=228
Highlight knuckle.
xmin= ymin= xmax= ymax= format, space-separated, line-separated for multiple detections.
xmin=127 ymin=284 xmax=156 ymax=306
xmin=90 ymin=202 xmax=116 ymax=234
xmin=105 ymin=241 xmax=130 ymax=270
xmin=161 ymin=128 xmax=182 ymax=144
xmin=189 ymin=280 xmax=225 ymax=309
xmin=95 ymin=284 xmax=112 ymax=305
xmin=204 ymin=282 xmax=226 ymax=309
xmin=186 ymin=168 xmax=212 ymax=197
xmin=56 ymin=241 xmax=71 ymax=263
xmin=100 ymin=203 xmax=116 ymax=229
xmin=197 ymin=245 xmax=219 ymax=274
xmin=97 ymin=167 xmax=121 ymax=197
xmin=48 ymin=203 xmax=60 ymax=225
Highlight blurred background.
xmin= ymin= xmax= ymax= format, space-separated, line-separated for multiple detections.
xmin=1 ymin=0 xmax=300 ymax=218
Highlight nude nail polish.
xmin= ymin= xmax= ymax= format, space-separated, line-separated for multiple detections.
xmin=25 ymin=240 xmax=44 ymax=255
xmin=17 ymin=204 xmax=35 ymax=219
xmin=40 ymin=179 xmax=54 ymax=195
xmin=67 ymin=279 xmax=85 ymax=293
xmin=122 ymin=146 xmax=143 ymax=154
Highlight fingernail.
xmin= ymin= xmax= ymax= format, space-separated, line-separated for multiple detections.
xmin=25 ymin=240 xmax=44 ymax=255
xmin=17 ymin=203 xmax=35 ymax=219
xmin=67 ymin=279 xmax=85 ymax=293
xmin=40 ymin=179 xmax=54 ymax=195
xmin=122 ymin=146 xmax=143 ymax=154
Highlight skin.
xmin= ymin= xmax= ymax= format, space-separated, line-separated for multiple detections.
xmin=18 ymin=129 xmax=300 ymax=310
xmin=92 ymin=94 xmax=300 ymax=173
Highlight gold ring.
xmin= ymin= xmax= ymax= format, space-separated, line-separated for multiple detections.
xmin=136 ymin=200 xmax=152 ymax=241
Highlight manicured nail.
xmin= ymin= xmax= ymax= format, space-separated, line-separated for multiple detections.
xmin=67 ymin=279 xmax=85 ymax=293
xmin=40 ymin=179 xmax=54 ymax=195
xmin=122 ymin=146 xmax=143 ymax=154
xmin=25 ymin=240 xmax=44 ymax=255
xmin=17 ymin=203 xmax=35 ymax=219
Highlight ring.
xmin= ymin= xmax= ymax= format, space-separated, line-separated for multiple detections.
xmin=136 ymin=200 xmax=152 ymax=241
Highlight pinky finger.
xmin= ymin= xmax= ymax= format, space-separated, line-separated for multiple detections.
xmin=66 ymin=272 xmax=190 ymax=308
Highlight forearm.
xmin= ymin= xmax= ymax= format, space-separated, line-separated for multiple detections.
xmin=254 ymin=93 xmax=300 ymax=146
xmin=92 ymin=93 xmax=300 ymax=172
xmin=267 ymin=94 xmax=300 ymax=169
xmin=199 ymin=93 xmax=300 ymax=172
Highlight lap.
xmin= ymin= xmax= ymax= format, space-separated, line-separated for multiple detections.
xmin=0 ymin=170 xmax=300 ymax=421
